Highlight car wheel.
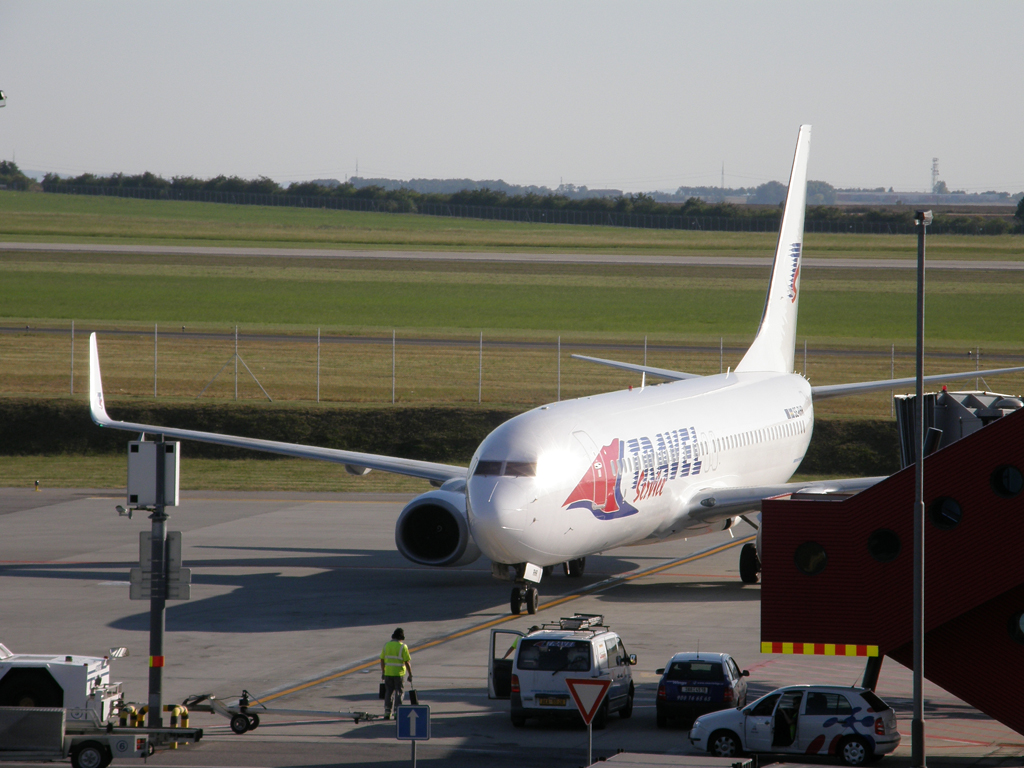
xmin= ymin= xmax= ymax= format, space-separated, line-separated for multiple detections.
xmin=838 ymin=735 xmax=871 ymax=766
xmin=70 ymin=742 xmax=108 ymax=768
xmin=619 ymin=684 xmax=634 ymax=719
xmin=656 ymin=706 xmax=667 ymax=729
xmin=708 ymin=730 xmax=742 ymax=758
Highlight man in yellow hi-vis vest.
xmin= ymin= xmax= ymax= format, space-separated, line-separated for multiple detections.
xmin=380 ymin=627 xmax=413 ymax=719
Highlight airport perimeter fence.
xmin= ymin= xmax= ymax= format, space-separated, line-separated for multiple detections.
xmin=6 ymin=324 xmax=1023 ymax=423
xmin=38 ymin=183 xmax=1024 ymax=235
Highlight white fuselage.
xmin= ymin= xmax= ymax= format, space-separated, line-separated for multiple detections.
xmin=466 ymin=371 xmax=813 ymax=566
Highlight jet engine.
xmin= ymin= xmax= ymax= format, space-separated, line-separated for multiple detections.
xmin=394 ymin=482 xmax=481 ymax=567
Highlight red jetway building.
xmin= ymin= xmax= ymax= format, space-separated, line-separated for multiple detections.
xmin=760 ymin=405 xmax=1024 ymax=735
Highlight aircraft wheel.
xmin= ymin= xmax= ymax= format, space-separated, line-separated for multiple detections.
xmin=510 ymin=587 xmax=523 ymax=615
xmin=247 ymin=713 xmax=260 ymax=730
xmin=525 ymin=586 xmax=539 ymax=615
xmin=739 ymin=543 xmax=760 ymax=584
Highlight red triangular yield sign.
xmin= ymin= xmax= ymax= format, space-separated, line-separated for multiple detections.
xmin=564 ymin=678 xmax=612 ymax=725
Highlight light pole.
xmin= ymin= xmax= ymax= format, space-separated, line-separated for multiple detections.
xmin=912 ymin=209 xmax=932 ymax=767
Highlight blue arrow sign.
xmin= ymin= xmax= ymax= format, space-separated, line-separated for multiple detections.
xmin=396 ymin=705 xmax=430 ymax=740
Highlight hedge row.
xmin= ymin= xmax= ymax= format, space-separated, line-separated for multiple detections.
xmin=0 ymin=400 xmax=900 ymax=477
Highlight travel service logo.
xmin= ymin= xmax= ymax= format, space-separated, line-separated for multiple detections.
xmin=563 ymin=427 xmax=702 ymax=521
xmin=786 ymin=242 xmax=801 ymax=303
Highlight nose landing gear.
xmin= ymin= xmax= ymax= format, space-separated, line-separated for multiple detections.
xmin=510 ymin=585 xmax=539 ymax=615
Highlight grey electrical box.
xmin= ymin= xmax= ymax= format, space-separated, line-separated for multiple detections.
xmin=126 ymin=441 xmax=180 ymax=506
xmin=130 ymin=530 xmax=191 ymax=600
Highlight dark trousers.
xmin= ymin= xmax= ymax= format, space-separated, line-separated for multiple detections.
xmin=384 ymin=674 xmax=405 ymax=715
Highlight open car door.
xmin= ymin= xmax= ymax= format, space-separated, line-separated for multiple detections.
xmin=488 ymin=628 xmax=524 ymax=699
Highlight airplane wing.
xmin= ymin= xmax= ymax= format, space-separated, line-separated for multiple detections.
xmin=569 ymin=354 xmax=701 ymax=381
xmin=811 ymin=365 xmax=1024 ymax=400
xmin=88 ymin=333 xmax=468 ymax=485
xmin=684 ymin=475 xmax=888 ymax=524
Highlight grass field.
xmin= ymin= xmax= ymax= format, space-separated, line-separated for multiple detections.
xmin=1 ymin=191 xmax=1022 ymax=490
xmin=1 ymin=189 xmax=1022 ymax=259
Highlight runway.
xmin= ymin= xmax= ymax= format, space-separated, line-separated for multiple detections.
xmin=2 ymin=240 xmax=1023 ymax=271
xmin=1 ymin=487 xmax=1020 ymax=766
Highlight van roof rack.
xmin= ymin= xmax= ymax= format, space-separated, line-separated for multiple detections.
xmin=550 ymin=613 xmax=605 ymax=631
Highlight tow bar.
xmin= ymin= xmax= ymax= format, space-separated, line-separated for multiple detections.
xmin=182 ymin=690 xmax=381 ymax=734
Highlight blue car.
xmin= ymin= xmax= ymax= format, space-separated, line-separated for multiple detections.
xmin=655 ymin=652 xmax=749 ymax=728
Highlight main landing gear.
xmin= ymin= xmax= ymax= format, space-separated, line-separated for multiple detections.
xmin=739 ymin=543 xmax=760 ymax=584
xmin=510 ymin=585 xmax=539 ymax=615
xmin=562 ymin=557 xmax=585 ymax=578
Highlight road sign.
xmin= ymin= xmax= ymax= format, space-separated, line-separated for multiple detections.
xmin=564 ymin=678 xmax=611 ymax=725
xmin=396 ymin=705 xmax=430 ymax=740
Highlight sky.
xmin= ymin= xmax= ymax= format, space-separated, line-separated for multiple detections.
xmin=1 ymin=1 xmax=1022 ymax=194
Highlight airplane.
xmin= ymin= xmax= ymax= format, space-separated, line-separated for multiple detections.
xmin=88 ymin=125 xmax=1024 ymax=616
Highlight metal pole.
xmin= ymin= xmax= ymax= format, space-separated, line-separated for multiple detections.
xmin=478 ymin=331 xmax=482 ymax=404
xmin=148 ymin=437 xmax=168 ymax=728
xmin=70 ymin=321 xmax=74 ymax=395
xmin=234 ymin=326 xmax=238 ymax=401
xmin=720 ymin=337 xmax=723 ymax=373
xmin=412 ymin=739 xmax=416 ymax=768
xmin=803 ymin=339 xmax=807 ymax=377
xmin=392 ymin=330 xmax=396 ymax=405
xmin=317 ymin=328 xmax=321 ymax=403
xmin=587 ymin=721 xmax=593 ymax=766
xmin=154 ymin=324 xmax=158 ymax=397
xmin=557 ymin=336 xmax=561 ymax=402
xmin=912 ymin=209 xmax=931 ymax=768
xmin=891 ymin=343 xmax=896 ymax=417
xmin=644 ymin=335 xmax=647 ymax=367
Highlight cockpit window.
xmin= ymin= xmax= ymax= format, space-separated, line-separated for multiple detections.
xmin=474 ymin=460 xmax=504 ymax=476
xmin=473 ymin=460 xmax=536 ymax=477
xmin=504 ymin=461 xmax=536 ymax=477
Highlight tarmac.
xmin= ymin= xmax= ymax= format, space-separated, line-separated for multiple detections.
xmin=2 ymin=240 xmax=1024 ymax=271
xmin=1 ymin=486 xmax=1021 ymax=767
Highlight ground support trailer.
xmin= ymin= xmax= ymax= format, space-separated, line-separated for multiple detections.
xmin=183 ymin=691 xmax=381 ymax=734
xmin=0 ymin=707 xmax=202 ymax=768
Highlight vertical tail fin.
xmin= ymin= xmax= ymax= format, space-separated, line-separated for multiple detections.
xmin=736 ymin=125 xmax=811 ymax=374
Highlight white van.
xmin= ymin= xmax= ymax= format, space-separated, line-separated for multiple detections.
xmin=488 ymin=614 xmax=637 ymax=729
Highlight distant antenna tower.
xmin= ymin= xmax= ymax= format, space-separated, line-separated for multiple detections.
xmin=931 ymin=158 xmax=939 ymax=193
xmin=721 ymin=162 xmax=725 ymax=190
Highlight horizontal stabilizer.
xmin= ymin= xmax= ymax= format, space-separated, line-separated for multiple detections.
xmin=570 ymin=354 xmax=700 ymax=381
xmin=811 ymin=365 xmax=1024 ymax=401
xmin=88 ymin=333 xmax=467 ymax=484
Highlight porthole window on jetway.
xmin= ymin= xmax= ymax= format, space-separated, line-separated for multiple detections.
xmin=928 ymin=496 xmax=962 ymax=530
xmin=794 ymin=541 xmax=827 ymax=575
xmin=867 ymin=528 xmax=901 ymax=563
xmin=991 ymin=465 xmax=1024 ymax=498
xmin=1009 ymin=610 xmax=1024 ymax=645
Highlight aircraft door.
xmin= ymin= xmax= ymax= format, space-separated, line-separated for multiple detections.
xmin=570 ymin=431 xmax=612 ymax=511
xmin=488 ymin=628 xmax=524 ymax=699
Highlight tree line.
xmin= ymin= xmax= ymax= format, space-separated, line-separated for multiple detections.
xmin=2 ymin=160 xmax=1018 ymax=233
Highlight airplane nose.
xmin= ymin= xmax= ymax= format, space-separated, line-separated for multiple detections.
xmin=468 ymin=479 xmax=541 ymax=564
xmin=475 ymin=480 xmax=528 ymax=530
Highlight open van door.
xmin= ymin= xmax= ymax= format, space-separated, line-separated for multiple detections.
xmin=488 ymin=628 xmax=524 ymax=699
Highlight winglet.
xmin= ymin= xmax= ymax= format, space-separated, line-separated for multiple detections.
xmin=89 ymin=333 xmax=113 ymax=426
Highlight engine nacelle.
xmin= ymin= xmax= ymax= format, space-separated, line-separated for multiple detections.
xmin=395 ymin=483 xmax=481 ymax=567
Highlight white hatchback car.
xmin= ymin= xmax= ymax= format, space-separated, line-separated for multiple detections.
xmin=689 ymin=684 xmax=901 ymax=766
